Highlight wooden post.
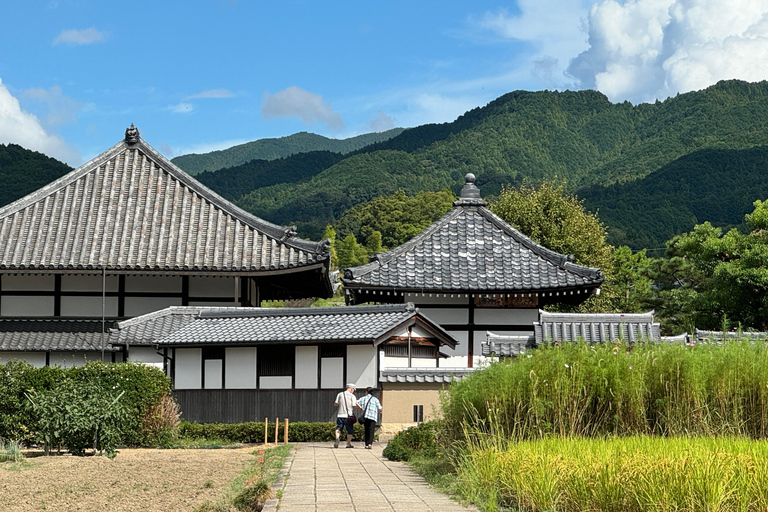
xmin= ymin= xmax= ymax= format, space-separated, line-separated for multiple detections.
xmin=284 ymin=418 xmax=289 ymax=444
xmin=274 ymin=417 xmax=279 ymax=444
xmin=264 ymin=417 xmax=268 ymax=445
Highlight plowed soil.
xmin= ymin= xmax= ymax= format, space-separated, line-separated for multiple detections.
xmin=0 ymin=446 xmax=262 ymax=512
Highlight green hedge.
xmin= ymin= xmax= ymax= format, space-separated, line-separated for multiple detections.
xmin=180 ymin=420 xmax=366 ymax=443
xmin=0 ymin=360 xmax=173 ymax=447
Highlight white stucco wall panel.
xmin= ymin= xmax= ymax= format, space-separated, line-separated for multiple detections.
xmin=321 ymin=357 xmax=343 ymax=389
xmin=125 ymin=276 xmax=182 ymax=293
xmin=259 ymin=376 xmax=292 ymax=389
xmin=124 ymin=297 xmax=182 ymax=317
xmin=175 ymin=348 xmax=202 ymax=389
xmin=417 ymin=308 xmax=468 ymax=325
xmin=347 ymin=345 xmax=377 ymax=388
xmin=225 ymin=347 xmax=257 ymax=389
xmin=60 ymin=275 xmax=119 ymax=292
xmin=474 ymin=308 xmax=538 ymax=325
xmin=189 ymin=276 xmax=236 ymax=297
xmin=0 ymin=352 xmax=46 ymax=367
xmin=295 ymin=346 xmax=318 ymax=389
xmin=1 ymin=296 xmax=55 ymax=317
xmin=204 ymin=359 xmax=223 ymax=389
xmin=2 ymin=275 xmax=55 ymax=291
xmin=60 ymin=296 xmax=119 ymax=317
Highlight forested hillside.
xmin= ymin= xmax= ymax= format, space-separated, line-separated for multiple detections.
xmin=224 ymin=80 xmax=768 ymax=240
xmin=0 ymin=144 xmax=72 ymax=207
xmin=580 ymin=147 xmax=768 ymax=249
xmin=171 ymin=128 xmax=404 ymax=174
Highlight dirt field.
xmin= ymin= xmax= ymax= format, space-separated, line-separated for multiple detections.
xmin=0 ymin=446 xmax=265 ymax=512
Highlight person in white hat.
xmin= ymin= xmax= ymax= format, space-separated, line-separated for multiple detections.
xmin=333 ymin=383 xmax=359 ymax=448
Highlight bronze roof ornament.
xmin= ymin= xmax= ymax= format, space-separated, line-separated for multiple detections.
xmin=125 ymin=123 xmax=140 ymax=144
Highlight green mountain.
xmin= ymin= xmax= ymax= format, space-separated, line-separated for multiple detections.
xmin=0 ymin=144 xmax=72 ymax=207
xmin=171 ymin=128 xmax=404 ymax=174
xmin=228 ymin=80 xmax=768 ymax=240
xmin=580 ymin=147 xmax=768 ymax=249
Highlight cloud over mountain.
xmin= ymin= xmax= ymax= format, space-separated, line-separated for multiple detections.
xmin=262 ymin=86 xmax=345 ymax=131
xmin=568 ymin=0 xmax=768 ymax=103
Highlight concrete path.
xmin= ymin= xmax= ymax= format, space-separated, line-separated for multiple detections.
xmin=268 ymin=442 xmax=475 ymax=512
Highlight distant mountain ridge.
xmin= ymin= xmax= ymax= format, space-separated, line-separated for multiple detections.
xmin=0 ymin=144 xmax=72 ymax=208
xmin=171 ymin=128 xmax=405 ymax=174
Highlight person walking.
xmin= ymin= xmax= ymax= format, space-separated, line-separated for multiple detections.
xmin=333 ymin=383 xmax=359 ymax=448
xmin=357 ymin=387 xmax=382 ymax=449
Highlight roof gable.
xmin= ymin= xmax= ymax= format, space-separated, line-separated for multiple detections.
xmin=0 ymin=126 xmax=330 ymax=273
xmin=342 ymin=174 xmax=604 ymax=297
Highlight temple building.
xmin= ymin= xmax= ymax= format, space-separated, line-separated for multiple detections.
xmin=342 ymin=174 xmax=606 ymax=368
xmin=0 ymin=126 xmax=333 ymax=367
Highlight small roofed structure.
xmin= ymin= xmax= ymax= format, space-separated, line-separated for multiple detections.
xmin=110 ymin=303 xmax=458 ymax=425
xmin=342 ymin=173 xmax=606 ymax=369
xmin=343 ymin=173 xmax=604 ymax=306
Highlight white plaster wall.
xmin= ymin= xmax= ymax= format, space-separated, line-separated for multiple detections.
xmin=320 ymin=357 xmax=343 ymax=389
xmin=295 ymin=346 xmax=318 ymax=389
xmin=406 ymin=293 xmax=468 ymax=305
xmin=204 ymin=359 xmax=223 ymax=389
xmin=0 ymin=352 xmax=46 ymax=367
xmin=259 ymin=376 xmax=292 ymax=389
xmin=60 ymin=296 xmax=119 ymax=317
xmin=417 ymin=308 xmax=468 ymax=325
xmin=128 ymin=346 xmax=165 ymax=367
xmin=49 ymin=351 xmax=104 ymax=367
xmin=189 ymin=276 xmax=236 ymax=297
xmin=124 ymin=297 xmax=182 ymax=317
xmin=475 ymin=308 xmax=538 ymax=325
xmin=1 ymin=296 xmax=55 ymax=317
xmin=60 ymin=275 xmax=119 ymax=292
xmin=382 ymin=356 xmax=438 ymax=369
xmin=2 ymin=275 xmax=55 ymax=291
xmin=125 ymin=276 xmax=182 ymax=293
xmin=440 ymin=331 xmax=468 ymax=357
xmin=188 ymin=301 xmax=237 ymax=307
xmin=225 ymin=347 xmax=257 ymax=389
xmin=175 ymin=348 xmax=202 ymax=389
xmin=347 ymin=345 xmax=377 ymax=388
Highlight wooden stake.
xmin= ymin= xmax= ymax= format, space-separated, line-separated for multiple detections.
xmin=274 ymin=417 xmax=279 ymax=444
xmin=264 ymin=417 xmax=268 ymax=445
xmin=284 ymin=418 xmax=289 ymax=444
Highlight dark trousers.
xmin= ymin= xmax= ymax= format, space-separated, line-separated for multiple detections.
xmin=364 ymin=418 xmax=376 ymax=446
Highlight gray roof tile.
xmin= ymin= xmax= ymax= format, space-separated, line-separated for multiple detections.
xmin=0 ymin=319 xmax=117 ymax=352
xmin=0 ymin=127 xmax=331 ymax=273
xmin=342 ymin=174 xmax=604 ymax=296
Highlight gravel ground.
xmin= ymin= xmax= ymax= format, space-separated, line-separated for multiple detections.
xmin=0 ymin=446 xmax=262 ymax=512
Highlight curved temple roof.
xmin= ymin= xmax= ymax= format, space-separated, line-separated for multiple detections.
xmin=0 ymin=125 xmax=331 ymax=275
xmin=343 ymin=174 xmax=604 ymax=301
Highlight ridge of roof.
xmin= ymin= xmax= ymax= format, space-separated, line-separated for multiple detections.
xmin=200 ymin=302 xmax=417 ymax=318
xmin=0 ymin=133 xmax=328 ymax=259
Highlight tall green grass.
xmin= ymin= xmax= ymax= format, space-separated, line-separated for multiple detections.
xmin=454 ymin=436 xmax=768 ymax=512
xmin=0 ymin=438 xmax=24 ymax=463
xmin=443 ymin=340 xmax=768 ymax=443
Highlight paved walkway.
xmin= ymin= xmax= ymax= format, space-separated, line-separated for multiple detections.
xmin=268 ymin=442 xmax=475 ymax=512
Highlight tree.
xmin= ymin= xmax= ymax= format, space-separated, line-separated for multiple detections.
xmin=336 ymin=234 xmax=369 ymax=270
xmin=490 ymin=180 xmax=626 ymax=312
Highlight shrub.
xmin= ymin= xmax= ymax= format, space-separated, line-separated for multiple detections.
xmin=382 ymin=421 xmax=440 ymax=462
xmin=232 ymin=480 xmax=272 ymax=512
xmin=27 ymin=378 xmax=128 ymax=457
xmin=141 ymin=394 xmax=181 ymax=447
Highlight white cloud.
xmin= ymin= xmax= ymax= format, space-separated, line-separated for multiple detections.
xmin=168 ymin=102 xmax=195 ymax=114
xmin=0 ymin=78 xmax=80 ymax=165
xmin=53 ymin=27 xmax=108 ymax=46
xmin=568 ymin=0 xmax=768 ymax=103
xmin=368 ymin=110 xmax=395 ymax=132
xmin=262 ymin=86 xmax=345 ymax=131
xmin=22 ymin=85 xmax=81 ymax=126
xmin=184 ymin=89 xmax=235 ymax=100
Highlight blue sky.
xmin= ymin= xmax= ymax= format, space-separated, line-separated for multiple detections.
xmin=2 ymin=0 xmax=768 ymax=166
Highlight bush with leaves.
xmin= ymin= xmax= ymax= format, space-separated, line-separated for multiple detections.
xmin=27 ymin=377 xmax=128 ymax=457
xmin=382 ymin=421 xmax=441 ymax=462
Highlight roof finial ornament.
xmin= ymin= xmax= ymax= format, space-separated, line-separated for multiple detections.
xmin=455 ymin=172 xmax=486 ymax=206
xmin=125 ymin=124 xmax=140 ymax=144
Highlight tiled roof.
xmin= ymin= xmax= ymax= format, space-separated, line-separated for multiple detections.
xmin=0 ymin=126 xmax=331 ymax=274
xmin=342 ymin=174 xmax=604 ymax=297
xmin=379 ymin=368 xmax=476 ymax=383
xmin=481 ymin=332 xmax=534 ymax=357
xmin=535 ymin=310 xmax=660 ymax=344
xmin=113 ymin=303 xmax=457 ymax=348
xmin=0 ymin=318 xmax=117 ymax=352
